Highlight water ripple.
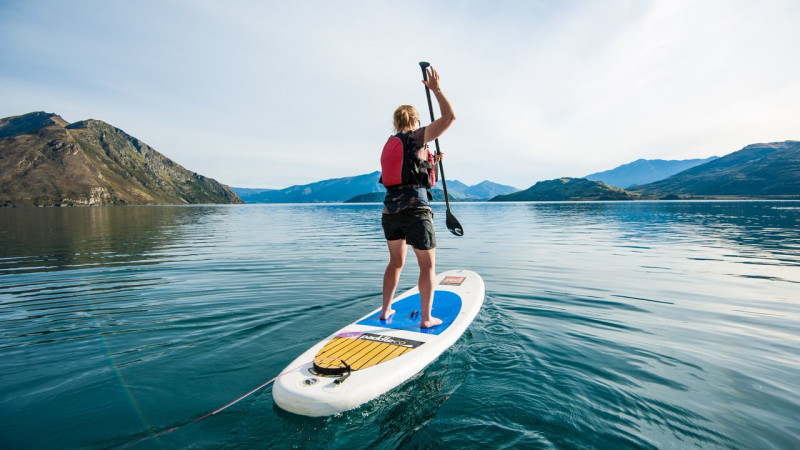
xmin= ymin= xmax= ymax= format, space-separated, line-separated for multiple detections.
xmin=1 ymin=202 xmax=798 ymax=449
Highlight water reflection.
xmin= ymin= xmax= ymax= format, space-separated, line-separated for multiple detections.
xmin=522 ymin=201 xmax=800 ymax=263
xmin=0 ymin=206 xmax=233 ymax=274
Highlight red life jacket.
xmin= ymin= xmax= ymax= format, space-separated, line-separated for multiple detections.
xmin=380 ymin=132 xmax=435 ymax=189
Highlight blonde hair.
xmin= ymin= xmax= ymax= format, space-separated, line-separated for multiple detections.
xmin=393 ymin=105 xmax=419 ymax=133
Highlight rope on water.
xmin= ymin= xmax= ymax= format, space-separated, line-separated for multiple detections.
xmin=120 ymin=361 xmax=310 ymax=449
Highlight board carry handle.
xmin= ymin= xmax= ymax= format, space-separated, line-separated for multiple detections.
xmin=313 ymin=357 xmax=351 ymax=375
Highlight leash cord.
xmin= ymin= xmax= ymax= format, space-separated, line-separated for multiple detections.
xmin=120 ymin=361 xmax=309 ymax=449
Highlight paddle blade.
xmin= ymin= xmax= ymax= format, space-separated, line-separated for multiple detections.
xmin=446 ymin=209 xmax=464 ymax=236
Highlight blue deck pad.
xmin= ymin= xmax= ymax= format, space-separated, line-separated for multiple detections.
xmin=357 ymin=290 xmax=462 ymax=335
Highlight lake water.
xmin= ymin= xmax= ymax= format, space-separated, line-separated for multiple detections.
xmin=1 ymin=202 xmax=798 ymax=449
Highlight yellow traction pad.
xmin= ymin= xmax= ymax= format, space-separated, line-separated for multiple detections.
xmin=313 ymin=332 xmax=424 ymax=372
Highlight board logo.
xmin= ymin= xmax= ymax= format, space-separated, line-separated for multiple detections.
xmin=337 ymin=331 xmax=363 ymax=339
xmin=440 ymin=276 xmax=466 ymax=286
xmin=359 ymin=333 xmax=424 ymax=348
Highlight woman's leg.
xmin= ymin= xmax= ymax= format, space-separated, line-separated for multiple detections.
xmin=413 ymin=247 xmax=441 ymax=328
xmin=382 ymin=239 xmax=407 ymax=319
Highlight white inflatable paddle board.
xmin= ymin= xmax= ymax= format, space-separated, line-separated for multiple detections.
xmin=272 ymin=269 xmax=485 ymax=416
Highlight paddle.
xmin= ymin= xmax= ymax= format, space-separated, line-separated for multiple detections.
xmin=419 ymin=61 xmax=464 ymax=237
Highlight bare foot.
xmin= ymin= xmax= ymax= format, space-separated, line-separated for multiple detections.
xmin=380 ymin=308 xmax=395 ymax=320
xmin=420 ymin=317 xmax=442 ymax=329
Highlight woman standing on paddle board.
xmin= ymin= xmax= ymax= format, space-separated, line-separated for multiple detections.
xmin=380 ymin=66 xmax=455 ymax=329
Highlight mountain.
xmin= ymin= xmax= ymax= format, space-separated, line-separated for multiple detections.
xmin=242 ymin=172 xmax=517 ymax=203
xmin=345 ymin=188 xmax=456 ymax=203
xmin=345 ymin=192 xmax=386 ymax=203
xmin=0 ymin=112 xmax=242 ymax=207
xmin=433 ymin=179 xmax=474 ymax=200
xmin=490 ymin=177 xmax=639 ymax=201
xmin=463 ymin=180 xmax=519 ymax=198
xmin=242 ymin=171 xmax=385 ymax=203
xmin=433 ymin=179 xmax=518 ymax=200
xmin=231 ymin=187 xmax=276 ymax=202
xmin=631 ymin=141 xmax=800 ymax=197
xmin=585 ymin=157 xmax=718 ymax=188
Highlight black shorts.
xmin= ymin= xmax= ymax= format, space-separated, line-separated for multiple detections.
xmin=382 ymin=210 xmax=436 ymax=250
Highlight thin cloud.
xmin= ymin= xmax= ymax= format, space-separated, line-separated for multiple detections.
xmin=1 ymin=0 xmax=797 ymax=189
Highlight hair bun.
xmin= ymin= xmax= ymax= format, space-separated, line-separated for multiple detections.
xmin=393 ymin=105 xmax=418 ymax=133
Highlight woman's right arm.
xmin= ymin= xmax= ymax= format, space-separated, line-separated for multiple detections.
xmin=422 ymin=67 xmax=456 ymax=144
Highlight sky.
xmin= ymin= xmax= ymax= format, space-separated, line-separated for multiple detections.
xmin=1 ymin=0 xmax=798 ymax=189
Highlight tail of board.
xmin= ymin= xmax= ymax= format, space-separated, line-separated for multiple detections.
xmin=272 ymin=269 xmax=485 ymax=416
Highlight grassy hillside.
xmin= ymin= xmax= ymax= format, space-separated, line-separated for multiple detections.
xmin=632 ymin=141 xmax=800 ymax=197
xmin=491 ymin=177 xmax=639 ymax=201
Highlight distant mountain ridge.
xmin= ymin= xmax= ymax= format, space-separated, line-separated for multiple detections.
xmin=240 ymin=139 xmax=798 ymax=204
xmin=0 ymin=111 xmax=242 ymax=206
xmin=433 ymin=179 xmax=519 ymax=200
xmin=234 ymin=172 xmax=385 ymax=203
xmin=631 ymin=141 xmax=800 ymax=197
xmin=585 ymin=157 xmax=718 ymax=188
xmin=464 ymin=180 xmax=519 ymax=199
xmin=346 ymin=188 xmax=461 ymax=203
xmin=9 ymin=109 xmax=789 ymax=207
xmin=233 ymin=188 xmax=275 ymax=200
xmin=233 ymin=173 xmax=518 ymax=203
xmin=490 ymin=177 xmax=638 ymax=201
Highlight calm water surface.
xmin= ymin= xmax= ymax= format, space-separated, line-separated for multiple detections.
xmin=1 ymin=202 xmax=798 ymax=449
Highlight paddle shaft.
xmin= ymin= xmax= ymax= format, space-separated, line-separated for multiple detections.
xmin=419 ymin=63 xmax=452 ymax=211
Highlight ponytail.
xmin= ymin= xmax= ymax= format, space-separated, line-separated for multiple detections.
xmin=393 ymin=105 xmax=419 ymax=133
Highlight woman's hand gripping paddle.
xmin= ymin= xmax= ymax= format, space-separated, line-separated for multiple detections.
xmin=419 ymin=61 xmax=464 ymax=237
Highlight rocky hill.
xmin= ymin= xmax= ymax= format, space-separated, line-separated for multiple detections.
xmin=631 ymin=141 xmax=800 ymax=197
xmin=0 ymin=112 xmax=242 ymax=206
xmin=585 ymin=157 xmax=718 ymax=188
xmin=490 ymin=177 xmax=639 ymax=201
